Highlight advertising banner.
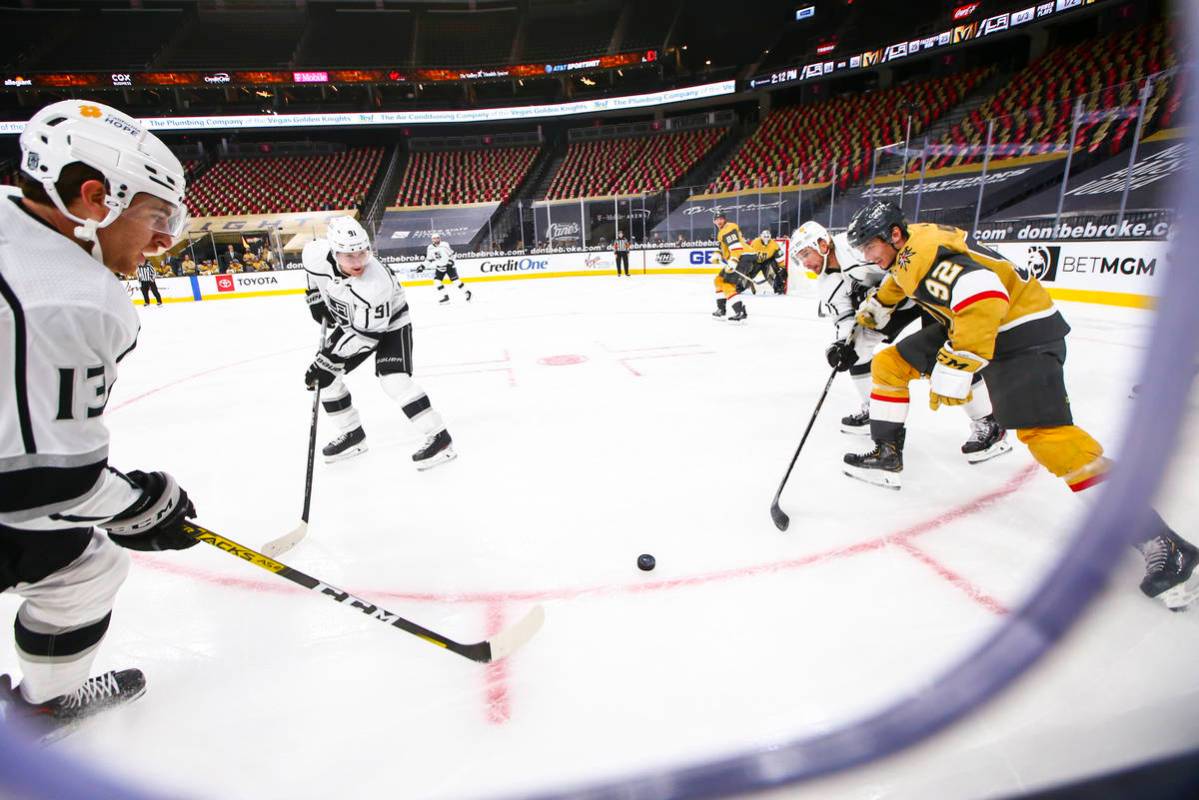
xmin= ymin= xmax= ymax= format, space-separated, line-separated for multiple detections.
xmin=650 ymin=188 xmax=821 ymax=240
xmin=186 ymin=209 xmax=356 ymax=236
xmin=992 ymin=239 xmax=1168 ymax=305
xmin=376 ymin=203 xmax=499 ymax=255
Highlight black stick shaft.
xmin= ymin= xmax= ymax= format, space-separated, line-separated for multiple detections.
xmin=301 ymin=321 xmax=326 ymax=524
xmin=770 ymin=365 xmax=840 ymax=530
xmin=183 ymin=522 xmax=492 ymax=662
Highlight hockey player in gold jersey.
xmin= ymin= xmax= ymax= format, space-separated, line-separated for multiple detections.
xmin=711 ymin=212 xmax=755 ymax=322
xmin=841 ymin=201 xmax=1197 ymax=609
xmin=746 ymin=229 xmax=784 ymax=292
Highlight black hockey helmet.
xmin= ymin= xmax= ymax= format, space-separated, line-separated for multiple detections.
xmin=847 ymin=201 xmax=908 ymax=249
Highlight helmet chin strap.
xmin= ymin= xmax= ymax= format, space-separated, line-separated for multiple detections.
xmin=45 ymin=180 xmax=120 ymax=265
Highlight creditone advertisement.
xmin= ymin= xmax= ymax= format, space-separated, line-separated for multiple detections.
xmin=992 ymin=239 xmax=1167 ymax=306
xmin=0 ymin=81 xmax=736 ymax=134
xmin=376 ymin=203 xmax=500 ymax=253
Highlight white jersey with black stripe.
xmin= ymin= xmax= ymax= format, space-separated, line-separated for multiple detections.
xmin=0 ymin=187 xmax=142 ymax=531
xmin=815 ymin=232 xmax=889 ymax=340
xmin=303 ymin=239 xmax=411 ymax=357
xmin=424 ymin=241 xmax=454 ymax=269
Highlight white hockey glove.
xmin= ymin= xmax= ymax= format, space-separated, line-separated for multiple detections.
xmin=854 ymin=289 xmax=895 ymax=330
xmin=723 ymin=258 xmax=739 ymax=273
xmin=929 ymin=345 xmax=989 ymax=410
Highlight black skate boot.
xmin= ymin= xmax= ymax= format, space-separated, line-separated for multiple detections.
xmin=438 ymin=293 xmax=450 ymax=305
xmin=1139 ymin=530 xmax=1199 ymax=610
xmin=2 ymin=669 xmax=147 ymax=745
xmin=323 ymin=426 xmax=367 ymax=463
xmin=840 ymin=407 xmax=870 ymax=436
xmin=413 ymin=429 xmax=456 ymax=471
xmin=843 ymin=436 xmax=903 ymax=490
xmin=728 ymin=299 xmax=748 ymax=323
xmin=464 ymin=289 xmax=472 ymax=302
xmin=712 ymin=297 xmax=727 ymax=319
xmin=962 ymin=415 xmax=1013 ymax=464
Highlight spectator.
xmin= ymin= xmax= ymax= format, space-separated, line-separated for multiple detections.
xmin=180 ymin=255 xmax=197 ymax=275
xmin=675 ymin=233 xmax=686 ymax=246
xmin=612 ymin=229 xmax=631 ymax=277
xmin=221 ymin=244 xmax=239 ymax=273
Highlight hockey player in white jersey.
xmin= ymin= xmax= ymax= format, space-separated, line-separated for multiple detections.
xmin=303 ymin=217 xmax=455 ymax=468
xmin=792 ymin=220 xmax=1009 ymax=463
xmin=0 ymin=100 xmax=197 ymax=740
xmin=419 ymin=233 xmax=471 ymax=304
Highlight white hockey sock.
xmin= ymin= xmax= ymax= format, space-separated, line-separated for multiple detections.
xmin=963 ymin=377 xmax=993 ymax=421
xmin=322 ymin=378 xmax=362 ymax=434
xmin=380 ymin=373 xmax=446 ymax=437
xmin=851 ymin=372 xmax=872 ymax=408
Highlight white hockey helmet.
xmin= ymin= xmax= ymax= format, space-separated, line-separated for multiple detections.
xmin=19 ymin=100 xmax=187 ymax=245
xmin=760 ymin=229 xmax=772 ymax=242
xmin=327 ymin=216 xmax=371 ymax=254
xmin=793 ymin=220 xmax=830 ymax=253
xmin=430 ymin=232 xmax=442 ymax=244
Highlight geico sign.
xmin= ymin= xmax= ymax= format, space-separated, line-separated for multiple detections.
xmin=1062 ymin=254 xmax=1157 ymax=276
xmin=479 ymin=257 xmax=549 ymax=273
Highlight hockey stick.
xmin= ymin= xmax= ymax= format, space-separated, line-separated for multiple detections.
xmin=770 ymin=327 xmax=859 ymax=531
xmin=769 ymin=365 xmax=839 ymax=531
xmin=183 ymin=521 xmax=545 ymax=663
xmin=262 ymin=320 xmax=326 ymax=558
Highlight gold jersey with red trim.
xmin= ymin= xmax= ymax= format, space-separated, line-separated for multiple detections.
xmin=716 ymin=221 xmax=749 ymax=263
xmin=875 ymin=222 xmax=1069 ymax=359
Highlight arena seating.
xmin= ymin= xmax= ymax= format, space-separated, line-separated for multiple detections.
xmin=298 ymin=10 xmax=414 ymax=68
xmin=925 ymin=22 xmax=1178 ymax=170
xmin=545 ymin=128 xmax=726 ymax=199
xmin=21 ymin=8 xmax=182 ymax=70
xmin=184 ymin=148 xmax=383 ymax=217
xmin=521 ymin=9 xmax=616 ymax=62
xmin=162 ymin=11 xmax=306 ymax=69
xmin=418 ymin=9 xmax=518 ymax=66
xmin=393 ymin=146 xmax=540 ymax=206
xmin=711 ymin=69 xmax=990 ymax=191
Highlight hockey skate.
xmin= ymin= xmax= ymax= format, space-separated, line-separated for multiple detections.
xmin=962 ymin=416 xmax=1012 ymax=464
xmin=323 ymin=426 xmax=367 ymax=463
xmin=727 ymin=300 xmax=748 ymax=323
xmin=464 ymin=289 xmax=472 ymax=302
xmin=413 ymin=429 xmax=456 ymax=471
xmin=438 ymin=294 xmax=450 ymax=305
xmin=1 ymin=669 xmax=146 ymax=745
xmin=841 ymin=408 xmax=870 ymax=436
xmin=1140 ymin=532 xmax=1199 ymax=610
xmin=843 ymin=439 xmax=903 ymax=490
xmin=712 ymin=297 xmax=727 ymax=319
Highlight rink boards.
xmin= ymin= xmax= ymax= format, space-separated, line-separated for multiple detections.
xmin=127 ymin=240 xmax=1168 ymax=309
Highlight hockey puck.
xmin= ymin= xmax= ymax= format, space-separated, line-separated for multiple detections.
xmin=637 ymin=554 xmax=656 ymax=571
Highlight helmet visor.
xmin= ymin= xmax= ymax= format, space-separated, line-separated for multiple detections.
xmin=123 ymin=194 xmax=189 ymax=239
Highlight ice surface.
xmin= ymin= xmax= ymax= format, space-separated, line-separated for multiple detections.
xmin=2 ymin=275 xmax=1196 ymax=799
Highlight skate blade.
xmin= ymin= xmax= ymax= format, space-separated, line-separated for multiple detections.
xmin=37 ymin=684 xmax=148 ymax=746
xmin=414 ymin=447 xmax=457 ymax=471
xmin=842 ymin=465 xmax=902 ymax=490
xmin=965 ymin=438 xmax=1013 ymax=464
xmin=324 ymin=444 xmax=368 ymax=464
xmin=840 ymin=425 xmax=871 ymax=436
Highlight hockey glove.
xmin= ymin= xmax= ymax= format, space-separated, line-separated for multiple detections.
xmin=104 ymin=471 xmax=198 ymax=552
xmin=305 ymin=289 xmax=334 ymax=326
xmin=416 ymin=262 xmax=428 ymax=274
xmin=929 ymin=345 xmax=988 ymax=410
xmin=854 ymin=289 xmax=894 ymax=330
xmin=825 ymin=339 xmax=858 ymax=372
xmin=305 ymin=349 xmax=345 ymax=390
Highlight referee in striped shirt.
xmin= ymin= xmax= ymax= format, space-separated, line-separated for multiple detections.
xmin=136 ymin=257 xmax=163 ymax=306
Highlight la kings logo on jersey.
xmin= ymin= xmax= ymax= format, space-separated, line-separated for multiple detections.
xmin=1019 ymin=245 xmax=1060 ymax=283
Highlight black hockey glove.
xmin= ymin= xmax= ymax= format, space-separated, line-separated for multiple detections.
xmin=825 ymin=339 xmax=858 ymax=372
xmin=305 ymin=349 xmax=344 ymax=390
xmin=104 ymin=471 xmax=198 ymax=552
xmin=305 ymin=289 xmax=334 ymax=326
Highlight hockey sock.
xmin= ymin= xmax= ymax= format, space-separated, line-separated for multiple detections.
xmin=1017 ymin=426 xmax=1107 ymax=491
xmin=849 ymin=362 xmax=872 ymax=407
xmin=322 ymin=380 xmax=362 ymax=434
xmin=380 ymin=373 xmax=446 ymax=436
xmin=963 ymin=374 xmax=993 ymax=421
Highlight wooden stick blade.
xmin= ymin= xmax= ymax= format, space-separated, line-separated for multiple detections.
xmin=486 ymin=605 xmax=545 ymax=662
xmin=262 ymin=522 xmax=308 ymax=559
